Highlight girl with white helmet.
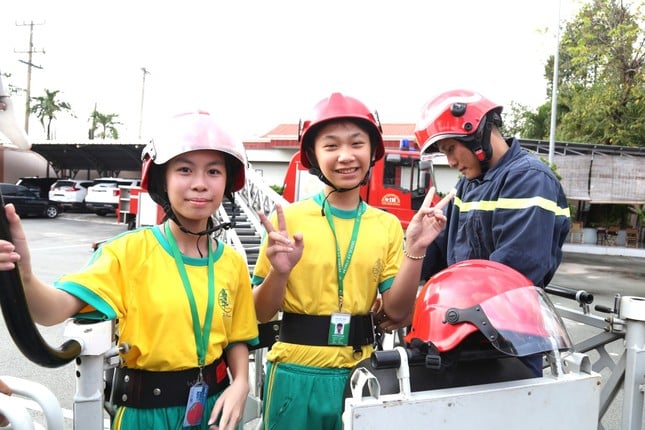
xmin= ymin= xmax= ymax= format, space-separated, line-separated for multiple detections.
xmin=0 ymin=111 xmax=259 ymax=429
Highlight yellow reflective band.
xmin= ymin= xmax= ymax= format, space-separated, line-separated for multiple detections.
xmin=455 ymin=196 xmax=571 ymax=217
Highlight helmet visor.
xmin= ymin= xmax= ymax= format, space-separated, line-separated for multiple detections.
xmin=449 ymin=286 xmax=573 ymax=357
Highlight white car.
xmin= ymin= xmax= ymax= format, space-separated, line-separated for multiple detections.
xmin=84 ymin=178 xmax=141 ymax=216
xmin=48 ymin=179 xmax=94 ymax=210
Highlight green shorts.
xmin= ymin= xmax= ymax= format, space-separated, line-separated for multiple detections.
xmin=262 ymin=361 xmax=351 ymax=430
xmin=112 ymin=391 xmax=228 ymax=430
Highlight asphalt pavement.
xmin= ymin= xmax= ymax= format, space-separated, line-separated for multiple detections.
xmin=551 ymin=250 xmax=645 ymax=308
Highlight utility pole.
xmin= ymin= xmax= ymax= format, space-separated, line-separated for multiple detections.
xmin=138 ymin=67 xmax=151 ymax=140
xmin=15 ymin=20 xmax=45 ymax=134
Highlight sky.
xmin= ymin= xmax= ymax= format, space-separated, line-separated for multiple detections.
xmin=1 ymin=0 xmax=583 ymax=143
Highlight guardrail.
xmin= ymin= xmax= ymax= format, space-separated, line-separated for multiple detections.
xmin=238 ymin=167 xmax=289 ymax=226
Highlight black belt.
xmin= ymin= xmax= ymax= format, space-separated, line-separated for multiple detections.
xmin=111 ymin=357 xmax=230 ymax=409
xmin=279 ymin=312 xmax=375 ymax=351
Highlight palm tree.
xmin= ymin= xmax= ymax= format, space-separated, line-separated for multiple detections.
xmin=88 ymin=108 xmax=121 ymax=139
xmin=30 ymin=89 xmax=74 ymax=139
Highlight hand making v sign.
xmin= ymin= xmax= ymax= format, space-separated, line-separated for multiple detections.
xmin=404 ymin=187 xmax=455 ymax=257
xmin=258 ymin=204 xmax=304 ymax=276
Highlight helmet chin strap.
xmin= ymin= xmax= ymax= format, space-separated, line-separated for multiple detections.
xmin=463 ymin=112 xmax=500 ymax=174
xmin=309 ymin=163 xmax=373 ymax=216
xmin=164 ymin=206 xmax=232 ymax=238
xmin=177 ymin=218 xmax=232 ymax=237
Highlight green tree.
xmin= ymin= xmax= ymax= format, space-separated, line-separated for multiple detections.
xmin=555 ymin=0 xmax=645 ymax=145
xmin=88 ymin=109 xmax=121 ymax=139
xmin=30 ymin=89 xmax=74 ymax=139
xmin=518 ymin=0 xmax=645 ymax=146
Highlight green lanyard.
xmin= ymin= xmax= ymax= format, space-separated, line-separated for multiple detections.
xmin=321 ymin=193 xmax=365 ymax=312
xmin=165 ymin=222 xmax=215 ymax=371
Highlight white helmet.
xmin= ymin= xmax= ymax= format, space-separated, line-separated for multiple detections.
xmin=141 ymin=111 xmax=247 ymax=209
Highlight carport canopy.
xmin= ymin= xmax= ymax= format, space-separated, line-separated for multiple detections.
xmin=30 ymin=140 xmax=144 ymax=178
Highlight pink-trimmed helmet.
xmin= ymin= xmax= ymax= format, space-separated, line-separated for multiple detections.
xmin=141 ymin=111 xmax=247 ymax=208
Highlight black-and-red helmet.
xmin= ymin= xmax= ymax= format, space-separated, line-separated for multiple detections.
xmin=405 ymin=260 xmax=572 ymax=358
xmin=415 ymin=89 xmax=503 ymax=167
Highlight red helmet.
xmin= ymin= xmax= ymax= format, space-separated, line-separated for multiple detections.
xmin=414 ymin=89 xmax=503 ymax=157
xmin=298 ymin=92 xmax=384 ymax=169
xmin=141 ymin=111 xmax=247 ymax=207
xmin=405 ymin=260 xmax=572 ymax=357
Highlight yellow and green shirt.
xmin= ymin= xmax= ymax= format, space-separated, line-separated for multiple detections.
xmin=252 ymin=193 xmax=404 ymax=368
xmin=56 ymin=225 xmax=259 ymax=371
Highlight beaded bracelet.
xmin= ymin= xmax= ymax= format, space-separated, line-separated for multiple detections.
xmin=404 ymin=249 xmax=426 ymax=260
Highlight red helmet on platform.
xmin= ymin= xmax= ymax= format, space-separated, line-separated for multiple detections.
xmin=140 ymin=111 xmax=247 ymax=209
xmin=298 ymin=92 xmax=384 ymax=169
xmin=405 ymin=260 xmax=572 ymax=357
xmin=414 ymin=89 xmax=503 ymax=162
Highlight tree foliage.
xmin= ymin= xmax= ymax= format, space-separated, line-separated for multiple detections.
xmin=30 ymin=89 xmax=74 ymax=139
xmin=88 ymin=109 xmax=121 ymax=139
xmin=517 ymin=0 xmax=645 ymax=146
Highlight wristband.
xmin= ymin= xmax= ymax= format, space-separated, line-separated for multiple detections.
xmin=404 ymin=249 xmax=426 ymax=260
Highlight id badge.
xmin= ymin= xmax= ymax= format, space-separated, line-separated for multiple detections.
xmin=183 ymin=381 xmax=209 ymax=428
xmin=328 ymin=313 xmax=351 ymax=345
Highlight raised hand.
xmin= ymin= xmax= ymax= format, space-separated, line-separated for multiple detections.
xmin=0 ymin=204 xmax=30 ymax=273
xmin=258 ymin=204 xmax=304 ymax=275
xmin=404 ymin=187 xmax=454 ymax=254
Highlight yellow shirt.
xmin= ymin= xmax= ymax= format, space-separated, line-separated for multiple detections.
xmin=56 ymin=225 xmax=259 ymax=371
xmin=252 ymin=194 xmax=403 ymax=368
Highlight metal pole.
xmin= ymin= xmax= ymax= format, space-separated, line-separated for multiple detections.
xmin=138 ymin=67 xmax=150 ymax=140
xmin=15 ymin=21 xmax=45 ymax=134
xmin=619 ymin=296 xmax=645 ymax=430
xmin=548 ymin=0 xmax=562 ymax=165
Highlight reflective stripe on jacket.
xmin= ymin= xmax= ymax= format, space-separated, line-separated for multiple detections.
xmin=422 ymin=138 xmax=571 ymax=287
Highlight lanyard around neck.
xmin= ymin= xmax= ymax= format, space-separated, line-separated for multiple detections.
xmin=165 ymin=222 xmax=215 ymax=368
xmin=321 ymin=192 xmax=365 ymax=311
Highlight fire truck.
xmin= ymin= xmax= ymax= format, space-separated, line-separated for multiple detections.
xmin=281 ymin=142 xmax=440 ymax=229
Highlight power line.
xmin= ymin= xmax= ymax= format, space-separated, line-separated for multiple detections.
xmin=14 ymin=20 xmax=45 ymax=134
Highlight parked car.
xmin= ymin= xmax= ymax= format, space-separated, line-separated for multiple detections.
xmin=84 ymin=178 xmax=141 ymax=216
xmin=0 ymin=183 xmax=59 ymax=218
xmin=48 ymin=179 xmax=94 ymax=211
xmin=15 ymin=177 xmax=58 ymax=199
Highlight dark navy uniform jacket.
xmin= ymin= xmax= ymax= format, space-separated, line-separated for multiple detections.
xmin=422 ymin=138 xmax=571 ymax=287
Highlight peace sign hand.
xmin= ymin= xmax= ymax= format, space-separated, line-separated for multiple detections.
xmin=258 ymin=204 xmax=304 ymax=275
xmin=404 ymin=187 xmax=454 ymax=255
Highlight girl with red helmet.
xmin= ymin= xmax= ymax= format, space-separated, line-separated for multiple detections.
xmin=251 ymin=92 xmax=453 ymax=429
xmin=0 ymin=111 xmax=259 ymax=430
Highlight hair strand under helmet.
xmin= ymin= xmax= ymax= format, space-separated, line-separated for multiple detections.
xmin=140 ymin=111 xmax=247 ymax=235
xmin=415 ymin=89 xmax=503 ymax=172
